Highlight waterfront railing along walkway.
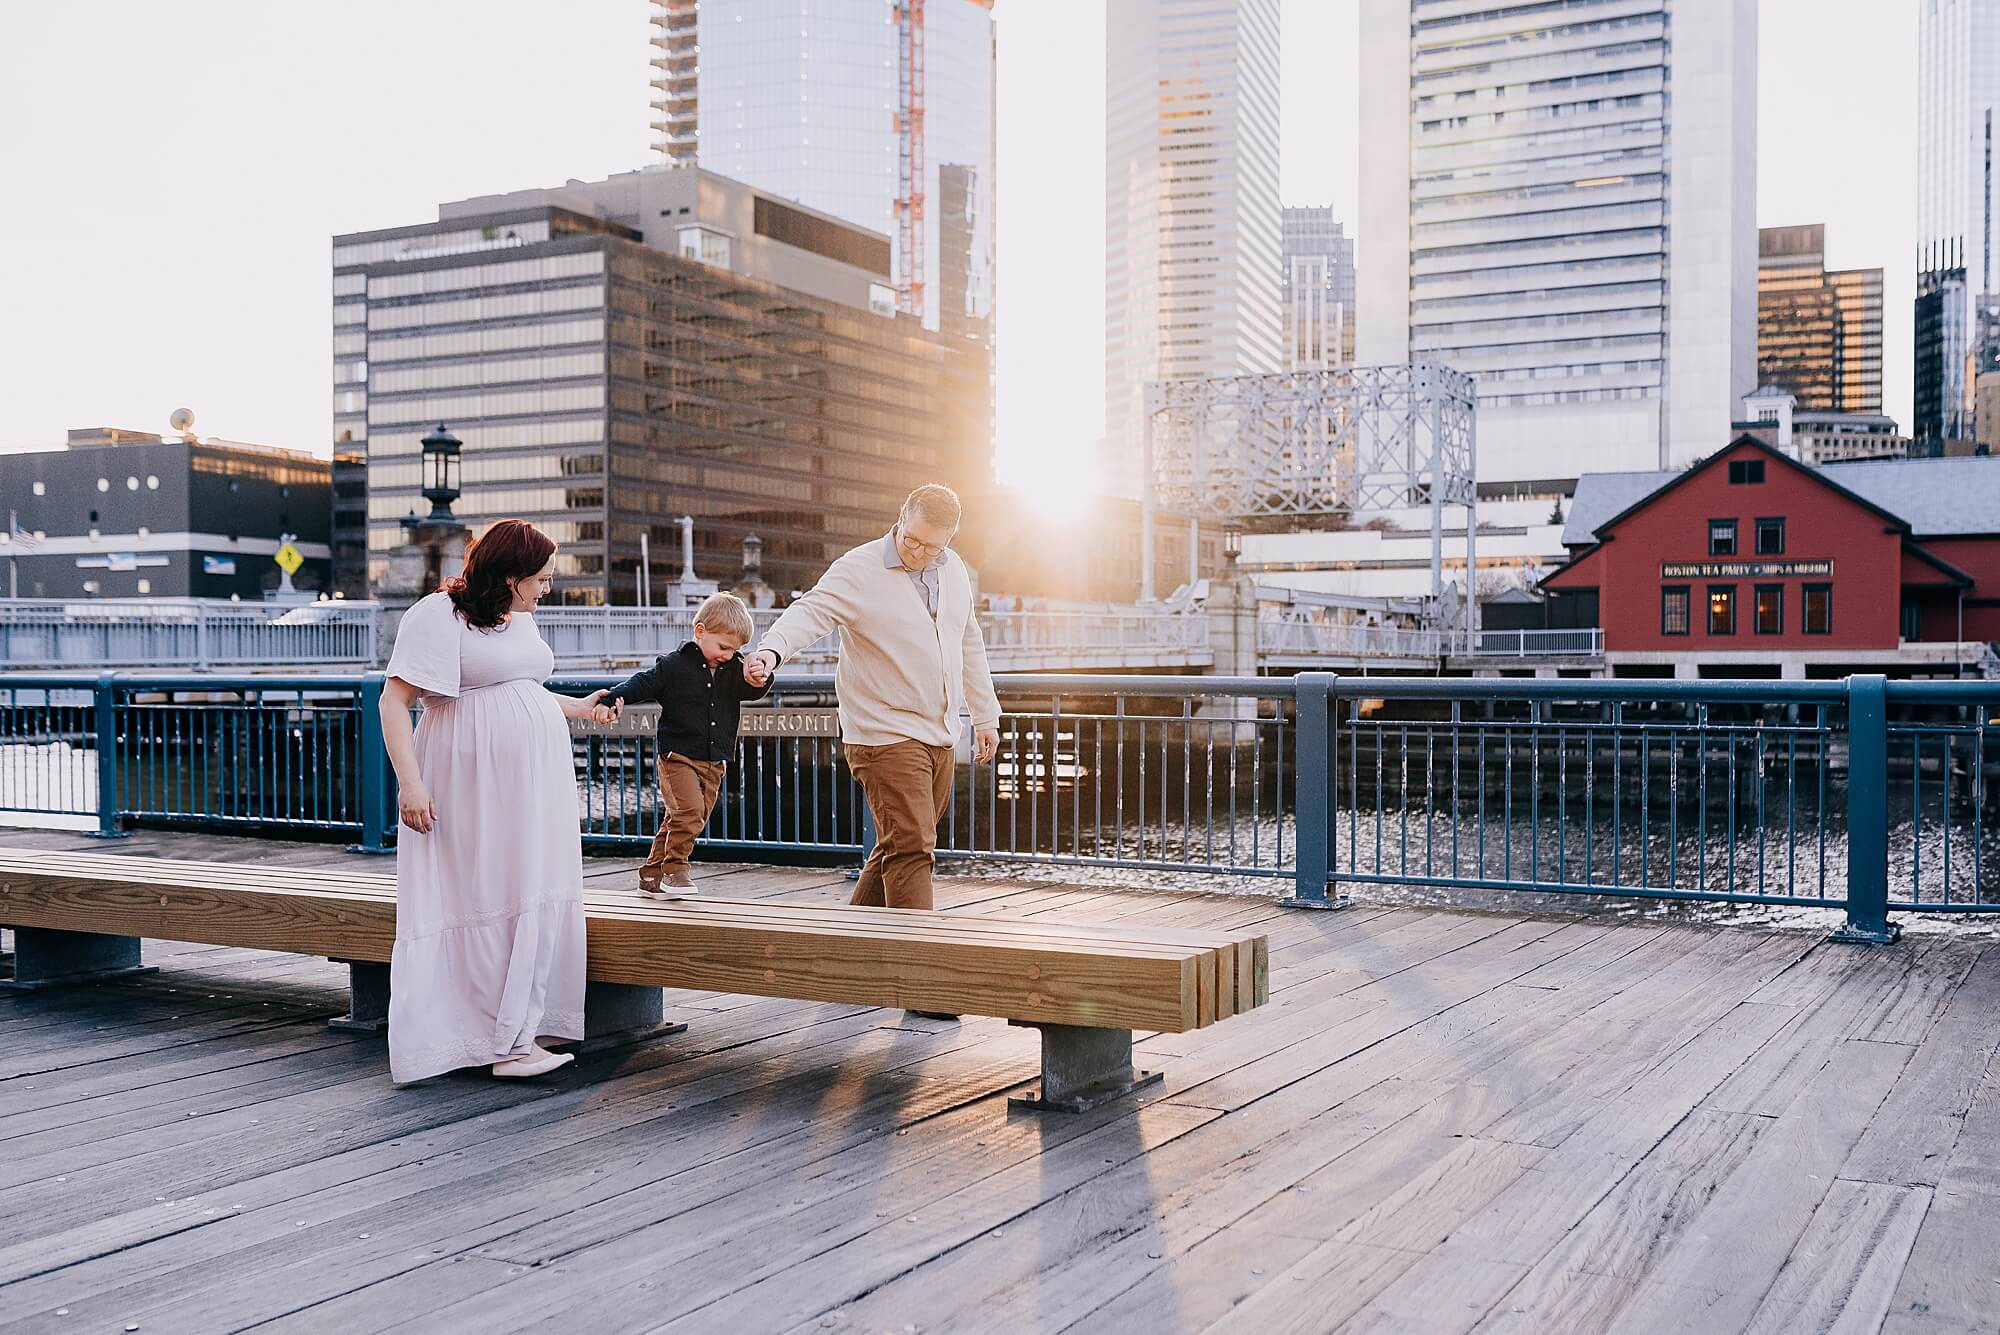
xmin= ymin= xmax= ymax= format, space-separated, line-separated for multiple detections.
xmin=1 ymin=825 xmax=1996 ymax=1333
xmin=4 ymin=671 xmax=1994 ymax=941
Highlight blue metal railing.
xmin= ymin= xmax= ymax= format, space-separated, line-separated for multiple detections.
xmin=1 ymin=671 xmax=1994 ymax=938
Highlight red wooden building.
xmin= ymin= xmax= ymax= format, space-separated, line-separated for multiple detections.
xmin=1543 ymin=437 xmax=2000 ymax=676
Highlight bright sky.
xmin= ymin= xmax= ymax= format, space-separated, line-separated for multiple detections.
xmin=0 ymin=1 xmax=1917 ymax=484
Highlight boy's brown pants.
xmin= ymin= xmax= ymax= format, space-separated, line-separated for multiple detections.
xmin=845 ymin=739 xmax=955 ymax=909
xmin=640 ymin=753 xmax=725 ymax=883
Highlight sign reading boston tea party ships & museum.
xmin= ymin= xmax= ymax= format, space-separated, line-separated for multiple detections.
xmin=1659 ymin=560 xmax=1833 ymax=579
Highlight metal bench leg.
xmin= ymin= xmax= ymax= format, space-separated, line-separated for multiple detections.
xmin=575 ymin=981 xmax=687 ymax=1053
xmin=1 ymin=927 xmax=157 ymax=991
xmin=328 ymin=960 xmax=391 ymax=1033
xmin=1008 ymin=1022 xmax=1163 ymax=1113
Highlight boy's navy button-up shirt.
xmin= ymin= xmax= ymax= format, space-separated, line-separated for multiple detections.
xmin=605 ymin=641 xmax=772 ymax=763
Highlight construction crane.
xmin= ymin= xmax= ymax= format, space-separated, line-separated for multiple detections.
xmin=894 ymin=0 xmax=925 ymax=319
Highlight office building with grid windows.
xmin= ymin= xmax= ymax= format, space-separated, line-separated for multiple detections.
xmin=333 ymin=167 xmax=987 ymax=605
xmin=1280 ymin=207 xmax=1356 ymax=370
xmin=1358 ymin=0 xmax=1758 ymax=488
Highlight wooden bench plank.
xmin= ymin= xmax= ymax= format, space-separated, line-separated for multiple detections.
xmin=0 ymin=849 xmax=1267 ymax=1036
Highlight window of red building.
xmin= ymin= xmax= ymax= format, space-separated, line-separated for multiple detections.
xmin=1755 ymin=517 xmax=1785 ymax=554
xmin=1708 ymin=585 xmax=1736 ymax=634
xmin=1708 ymin=520 xmax=1736 ymax=555
xmin=1754 ymin=584 xmax=1783 ymax=634
xmin=1803 ymin=584 xmax=1832 ymax=635
xmin=1662 ymin=585 xmax=1690 ymax=635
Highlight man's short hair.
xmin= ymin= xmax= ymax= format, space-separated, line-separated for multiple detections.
xmin=901 ymin=483 xmax=962 ymax=532
xmin=693 ymin=591 xmax=755 ymax=641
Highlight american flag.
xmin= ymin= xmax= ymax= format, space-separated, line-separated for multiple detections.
xmin=7 ymin=512 xmax=39 ymax=551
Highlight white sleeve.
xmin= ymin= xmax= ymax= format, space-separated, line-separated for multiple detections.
xmin=759 ymin=554 xmax=861 ymax=663
xmin=385 ymin=593 xmax=462 ymax=698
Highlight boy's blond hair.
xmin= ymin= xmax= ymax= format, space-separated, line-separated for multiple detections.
xmin=692 ymin=590 xmax=755 ymax=642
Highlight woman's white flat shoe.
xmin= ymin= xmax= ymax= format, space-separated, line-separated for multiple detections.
xmin=492 ymin=1049 xmax=574 ymax=1079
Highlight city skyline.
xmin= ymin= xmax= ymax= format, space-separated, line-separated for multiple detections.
xmin=0 ymin=0 xmax=1919 ymax=492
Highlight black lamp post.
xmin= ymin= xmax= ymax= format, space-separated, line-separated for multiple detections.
xmin=399 ymin=423 xmax=470 ymax=592
xmin=420 ymin=423 xmax=462 ymax=521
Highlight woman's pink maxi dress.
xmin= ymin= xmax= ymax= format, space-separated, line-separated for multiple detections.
xmin=383 ymin=591 xmax=588 ymax=1083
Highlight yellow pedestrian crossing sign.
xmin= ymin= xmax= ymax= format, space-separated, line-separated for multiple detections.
xmin=273 ymin=543 xmax=304 ymax=576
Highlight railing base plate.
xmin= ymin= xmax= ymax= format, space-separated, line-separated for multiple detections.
xmin=1279 ymin=893 xmax=1351 ymax=911
xmin=344 ymin=844 xmax=396 ymax=857
xmin=1828 ymin=922 xmax=1903 ymax=946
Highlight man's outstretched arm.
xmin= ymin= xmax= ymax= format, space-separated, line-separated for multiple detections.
xmin=747 ymin=557 xmax=860 ymax=680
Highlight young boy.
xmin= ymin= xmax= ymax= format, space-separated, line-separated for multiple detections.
xmin=603 ymin=591 xmax=770 ymax=899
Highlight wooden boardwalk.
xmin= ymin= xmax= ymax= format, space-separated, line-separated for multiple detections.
xmin=1 ymin=830 xmax=1996 ymax=1335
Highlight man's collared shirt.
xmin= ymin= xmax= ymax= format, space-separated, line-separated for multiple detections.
xmin=882 ymin=529 xmax=943 ymax=618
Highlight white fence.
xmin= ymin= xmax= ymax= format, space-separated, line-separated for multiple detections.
xmin=539 ymin=605 xmax=1207 ymax=671
xmin=1444 ymin=627 xmax=1605 ymax=657
xmin=532 ymin=606 xmax=839 ymax=668
xmin=0 ymin=599 xmax=381 ymax=670
xmin=1258 ymin=617 xmax=1605 ymax=662
xmin=978 ymin=610 xmax=1211 ymax=669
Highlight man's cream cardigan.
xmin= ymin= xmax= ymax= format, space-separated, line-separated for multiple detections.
xmin=756 ymin=536 xmax=1001 ymax=749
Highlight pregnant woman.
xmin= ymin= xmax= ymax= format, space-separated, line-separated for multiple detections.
xmin=379 ymin=519 xmax=611 ymax=1084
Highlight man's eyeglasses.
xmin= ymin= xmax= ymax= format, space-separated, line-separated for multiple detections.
xmin=897 ymin=528 xmax=950 ymax=559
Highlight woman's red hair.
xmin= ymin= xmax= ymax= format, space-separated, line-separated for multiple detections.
xmin=446 ymin=519 xmax=557 ymax=629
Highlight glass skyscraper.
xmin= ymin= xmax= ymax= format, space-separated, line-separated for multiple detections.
xmin=1358 ymin=0 xmax=1758 ymax=485
xmin=1758 ymin=224 xmax=1885 ymax=414
xmin=649 ymin=0 xmax=995 ymax=341
xmin=1103 ymin=0 xmax=1284 ymax=498
xmin=1916 ymin=0 xmax=2000 ymax=453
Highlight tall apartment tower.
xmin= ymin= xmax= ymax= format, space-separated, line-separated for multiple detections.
xmin=1916 ymin=0 xmax=2000 ymax=454
xmin=1104 ymin=0 xmax=1283 ymax=497
xmin=1757 ymin=224 xmax=1884 ymax=414
xmin=648 ymin=0 xmax=995 ymax=341
xmin=1280 ymin=208 xmax=1356 ymax=370
xmin=1357 ymin=0 xmax=1758 ymax=485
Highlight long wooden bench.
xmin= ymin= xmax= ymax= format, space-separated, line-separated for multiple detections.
xmin=0 ymin=849 xmax=1267 ymax=1112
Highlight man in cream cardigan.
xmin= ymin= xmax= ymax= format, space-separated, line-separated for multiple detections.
xmin=744 ymin=484 xmax=1001 ymax=912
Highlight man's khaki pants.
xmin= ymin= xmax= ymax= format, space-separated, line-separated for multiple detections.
xmin=640 ymin=753 xmax=726 ymax=884
xmin=845 ymin=740 xmax=955 ymax=909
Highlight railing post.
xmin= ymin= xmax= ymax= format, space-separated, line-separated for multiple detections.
xmin=350 ymin=671 xmax=395 ymax=855
xmin=1833 ymin=673 xmax=1899 ymax=944
xmin=88 ymin=673 xmax=128 ymax=839
xmin=1283 ymin=672 xmax=1344 ymax=909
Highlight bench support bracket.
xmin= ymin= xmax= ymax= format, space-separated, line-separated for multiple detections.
xmin=576 ymin=981 xmax=687 ymax=1053
xmin=0 ymin=927 xmax=157 ymax=991
xmin=1007 ymin=1022 xmax=1162 ymax=1114
xmin=328 ymin=960 xmax=391 ymax=1033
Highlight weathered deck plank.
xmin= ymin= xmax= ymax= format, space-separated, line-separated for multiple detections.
xmin=0 ymin=827 xmax=1995 ymax=1335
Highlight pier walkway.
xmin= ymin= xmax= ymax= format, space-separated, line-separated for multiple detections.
xmin=1 ymin=828 xmax=1996 ymax=1334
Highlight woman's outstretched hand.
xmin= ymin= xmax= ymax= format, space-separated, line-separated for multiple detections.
xmin=399 ymin=781 xmax=437 ymax=834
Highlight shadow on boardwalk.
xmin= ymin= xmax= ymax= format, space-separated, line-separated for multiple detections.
xmin=1 ymin=828 xmax=1997 ymax=1334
